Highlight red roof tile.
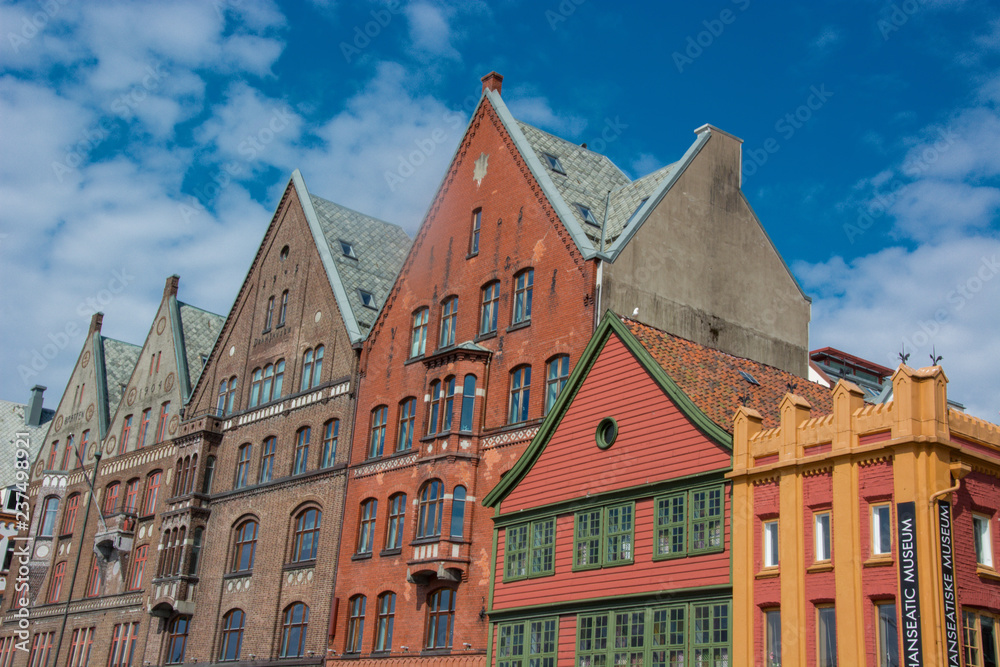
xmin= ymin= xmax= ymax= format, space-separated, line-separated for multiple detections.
xmin=623 ymin=317 xmax=833 ymax=431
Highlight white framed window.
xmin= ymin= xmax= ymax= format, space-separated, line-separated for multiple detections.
xmin=814 ymin=511 xmax=831 ymax=562
xmin=763 ymin=520 xmax=779 ymax=568
xmin=974 ymin=514 xmax=994 ymax=568
xmin=872 ymin=504 xmax=892 ymax=556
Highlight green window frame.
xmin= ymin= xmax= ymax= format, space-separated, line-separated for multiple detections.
xmin=497 ymin=617 xmax=557 ymax=667
xmin=573 ymin=502 xmax=634 ymax=571
xmin=575 ymin=601 xmax=730 ymax=667
xmin=505 ymin=518 xmax=555 ymax=581
xmin=654 ymin=485 xmax=725 ymax=560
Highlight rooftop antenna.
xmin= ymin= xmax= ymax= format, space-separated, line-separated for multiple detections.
xmin=929 ymin=347 xmax=943 ymax=365
xmin=898 ymin=345 xmax=910 ymax=365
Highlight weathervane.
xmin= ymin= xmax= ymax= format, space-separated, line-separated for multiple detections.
xmin=898 ymin=345 xmax=910 ymax=365
xmin=929 ymin=347 xmax=943 ymax=365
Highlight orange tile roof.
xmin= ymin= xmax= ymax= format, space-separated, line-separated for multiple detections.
xmin=623 ymin=317 xmax=833 ymax=431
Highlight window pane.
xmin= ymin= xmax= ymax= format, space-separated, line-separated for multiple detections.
xmin=878 ymin=604 xmax=899 ymax=667
xmin=817 ymin=607 xmax=837 ymax=667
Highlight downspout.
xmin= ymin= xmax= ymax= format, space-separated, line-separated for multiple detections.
xmin=927 ymin=461 xmax=971 ymax=664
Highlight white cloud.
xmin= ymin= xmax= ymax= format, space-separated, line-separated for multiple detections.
xmin=506 ymin=94 xmax=587 ymax=138
xmin=405 ymin=1 xmax=461 ymax=61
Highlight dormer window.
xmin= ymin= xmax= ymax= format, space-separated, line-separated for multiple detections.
xmin=340 ymin=241 xmax=357 ymax=258
xmin=626 ymin=198 xmax=649 ymax=227
xmin=542 ymin=153 xmax=566 ymax=175
xmin=359 ymin=290 xmax=377 ymax=309
xmin=575 ymin=204 xmax=600 ymax=227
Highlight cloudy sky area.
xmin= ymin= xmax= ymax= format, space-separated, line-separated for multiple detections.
xmin=1 ymin=0 xmax=998 ymax=420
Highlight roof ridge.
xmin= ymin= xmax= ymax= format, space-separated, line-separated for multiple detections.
xmin=308 ymin=193 xmax=406 ymax=232
xmin=515 ymin=119 xmax=631 ymax=181
xmin=176 ymin=301 xmax=225 ymax=319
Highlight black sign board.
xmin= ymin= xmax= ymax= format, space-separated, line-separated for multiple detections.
xmin=897 ymin=501 xmax=923 ymax=667
xmin=938 ymin=500 xmax=961 ymax=667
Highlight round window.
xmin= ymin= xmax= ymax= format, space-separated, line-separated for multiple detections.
xmin=596 ymin=417 xmax=618 ymax=449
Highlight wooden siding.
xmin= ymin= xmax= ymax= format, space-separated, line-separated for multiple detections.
xmin=501 ymin=333 xmax=730 ymax=514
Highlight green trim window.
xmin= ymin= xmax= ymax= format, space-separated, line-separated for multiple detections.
xmin=497 ymin=617 xmax=557 ymax=667
xmin=654 ymin=485 xmax=725 ymax=559
xmin=504 ymin=518 xmax=555 ymax=581
xmin=574 ymin=503 xmax=634 ymax=570
xmin=576 ymin=601 xmax=729 ymax=667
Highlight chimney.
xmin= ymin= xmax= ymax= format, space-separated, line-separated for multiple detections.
xmin=481 ymin=71 xmax=503 ymax=95
xmin=89 ymin=312 xmax=104 ymax=334
xmin=164 ymin=274 xmax=180 ymax=299
xmin=26 ymin=385 xmax=46 ymax=427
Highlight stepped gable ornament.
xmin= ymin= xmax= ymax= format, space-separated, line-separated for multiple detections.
xmin=474 ymin=152 xmax=489 ymax=186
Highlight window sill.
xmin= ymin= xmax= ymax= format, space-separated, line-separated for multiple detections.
xmin=475 ymin=331 xmax=497 ymax=343
xmin=351 ymin=552 xmax=373 ymax=561
xmin=223 ymin=571 xmax=252 ymax=580
xmin=863 ymin=555 xmax=894 ymax=568
xmin=261 ymin=328 xmax=271 ymax=335
xmin=283 ymin=560 xmax=316 ymax=572
xmin=421 ymin=649 xmax=453 ymax=657
xmin=380 ymin=547 xmax=402 ymax=558
xmin=755 ymin=568 xmax=780 ymax=579
xmin=404 ymin=354 xmax=426 ymax=366
xmin=506 ymin=320 xmax=531 ymax=334
xmin=466 ymin=252 xmax=478 ymax=260
xmin=806 ymin=561 xmax=834 ymax=573
xmin=977 ymin=565 xmax=1000 ymax=581
xmin=410 ymin=536 xmax=442 ymax=547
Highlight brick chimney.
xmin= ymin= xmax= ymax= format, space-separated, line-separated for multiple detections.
xmin=26 ymin=385 xmax=46 ymax=427
xmin=89 ymin=312 xmax=104 ymax=334
xmin=164 ymin=274 xmax=180 ymax=299
xmin=481 ymin=71 xmax=503 ymax=95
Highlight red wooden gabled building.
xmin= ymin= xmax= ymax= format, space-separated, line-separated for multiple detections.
xmin=483 ymin=312 xmax=833 ymax=666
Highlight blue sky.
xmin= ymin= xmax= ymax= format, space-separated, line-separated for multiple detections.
xmin=1 ymin=0 xmax=998 ymax=420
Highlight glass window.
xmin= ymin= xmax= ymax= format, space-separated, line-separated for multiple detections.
xmin=142 ymin=471 xmax=161 ymax=515
xmin=450 ymin=486 xmax=466 ymax=539
xmin=165 ymin=616 xmax=188 ymax=665
xmin=217 ymin=380 xmax=228 ymax=415
xmin=512 ymin=269 xmax=533 ymax=324
xmin=260 ymin=437 xmax=276 ymax=483
xmin=574 ymin=509 xmax=602 ymax=570
xmin=301 ymin=349 xmax=315 ymax=390
xmin=293 ymin=508 xmax=321 ymax=562
xmin=691 ymin=487 xmax=723 ymax=553
xmin=231 ymin=520 xmax=257 ymax=572
xmin=359 ymin=290 xmax=377 ymax=309
xmin=47 ymin=561 xmax=65 ymax=603
xmin=234 ymin=444 xmax=251 ymax=488
xmin=418 ymin=480 xmax=444 ymax=539
xmin=264 ymin=296 xmax=274 ymax=331
xmin=508 ymin=366 xmax=531 ymax=424
xmin=225 ymin=377 xmax=238 ymax=414
xmin=397 ymin=399 xmax=415 ymax=451
xmin=219 ymin=610 xmax=244 ymax=662
xmin=815 ymin=511 xmax=832 ymax=562
xmin=656 ymin=493 xmax=686 ymax=557
xmin=293 ymin=427 xmax=310 ymax=475
xmin=460 ymin=375 xmax=477 ymax=432
xmin=545 ymin=355 xmax=569 ymax=414
xmin=369 ymin=406 xmax=387 ymax=458
xmin=504 ymin=518 xmax=555 ymax=581
xmin=765 ymin=609 xmax=781 ymax=666
xmin=103 ymin=483 xmax=120 ymax=515
xmin=27 ymin=631 xmax=54 ymax=667
xmin=974 ymin=514 xmax=994 ymax=568
xmin=575 ymin=203 xmax=600 ymax=226
xmin=312 ymin=346 xmax=324 ymax=386
xmin=505 ymin=524 xmax=528 ymax=581
xmin=120 ymin=416 xmax=133 ymax=453
xmin=107 ymin=623 xmax=139 ymax=667
xmin=322 ymin=419 xmax=339 ymax=467
xmin=428 ymin=381 xmax=441 ymax=434
xmin=498 ymin=618 xmax=557 ymax=667
xmin=75 ymin=431 xmax=88 ymax=468
xmin=386 ymin=494 xmax=406 ymax=551
xmin=470 ymin=209 xmax=482 ymax=255
xmin=410 ymin=308 xmax=428 ymax=357
xmin=85 ymin=557 xmax=102 ymax=597
xmin=189 ymin=527 xmax=203 ymax=575
xmin=346 ymin=596 xmax=365 ymax=654
xmin=273 ymin=360 xmax=285 ymax=399
xmin=542 ymin=153 xmax=565 ymax=174
xmin=357 ymin=499 xmax=377 ymax=555
xmin=877 ymin=603 xmax=899 ymax=667
xmin=47 ymin=441 xmax=59 ymax=470
xmin=60 ymin=435 xmax=74 ymax=469
xmin=375 ymin=593 xmax=395 ymax=653
xmin=280 ymin=603 xmax=309 ymax=658
xmin=66 ymin=628 xmax=94 ymax=667
xmin=817 ymin=606 xmax=837 ymax=667
xmin=439 ymin=297 xmax=458 ymax=348
xmin=872 ymin=504 xmax=892 ymax=556
xmin=426 ymin=589 xmax=455 ymax=649
xmin=278 ymin=290 xmax=288 ymax=326
xmin=202 ymin=457 xmax=216 ymax=494
xmin=480 ymin=282 xmax=499 ymax=335
xmin=442 ymin=377 xmax=456 ymax=432
xmin=340 ymin=241 xmax=356 ymax=258
xmin=156 ymin=403 xmax=170 ymax=442
xmin=605 ymin=503 xmax=634 ymax=564
xmin=61 ymin=493 xmax=80 ymax=535
xmin=126 ymin=545 xmax=147 ymax=591
xmin=763 ymin=520 xmax=779 ymax=568
xmin=39 ymin=496 xmax=59 ymax=536
xmin=249 ymin=369 xmax=262 ymax=408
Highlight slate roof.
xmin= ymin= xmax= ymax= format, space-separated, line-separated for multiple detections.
xmin=309 ymin=194 xmax=412 ymax=337
xmin=177 ymin=303 xmax=225 ymax=390
xmin=0 ymin=399 xmax=54 ymax=490
xmin=101 ymin=337 xmax=141 ymax=417
xmin=623 ymin=317 xmax=833 ymax=431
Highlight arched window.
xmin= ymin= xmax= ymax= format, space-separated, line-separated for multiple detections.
xmin=508 ymin=365 xmax=532 ymax=424
xmin=292 ymin=508 xmax=321 ymax=563
xmin=61 ymin=435 xmax=74 ymax=469
xmin=40 ymin=496 xmax=59 ymax=536
xmin=189 ymin=527 xmax=204 ymax=575
xmin=429 ymin=377 xmax=455 ymax=434
xmin=217 ymin=380 xmax=229 ymax=416
xmin=77 ymin=430 xmax=89 ymax=468
xmin=138 ymin=409 xmax=151 ymax=448
xmin=300 ymin=349 xmax=314 ymax=391
xmin=369 ymin=406 xmax=387 ymax=459
xmin=439 ymin=297 xmax=458 ymax=348
xmin=442 ymin=377 xmax=456 ymax=432
xmin=249 ymin=368 xmax=263 ymax=407
xmin=293 ymin=427 xmax=310 ymax=475
xmin=375 ymin=592 xmax=396 ymax=653
xmin=428 ymin=381 xmax=441 ymax=434
xmin=480 ymin=281 xmax=500 ymax=335
xmin=47 ymin=441 xmax=59 ymax=469
xmin=450 ymin=486 xmax=466 ymax=540
xmin=264 ymin=296 xmax=275 ymax=331
xmin=47 ymin=561 xmax=66 ymax=603
xmin=512 ymin=269 xmax=533 ymax=324
xmin=273 ymin=360 xmax=285 ymax=399
xmin=460 ymin=375 xmax=477 ymax=432
xmin=123 ymin=479 xmax=139 ymax=513
xmin=260 ymin=436 xmax=276 ymax=483
xmin=321 ymin=420 xmax=339 ymax=468
xmin=470 ymin=208 xmax=482 ymax=255
xmin=120 ymin=416 xmax=132 ymax=453
xmin=312 ymin=346 xmax=324 ymax=386
xmin=397 ymin=399 xmax=415 ymax=452
xmin=142 ymin=472 xmax=161 ymax=516
xmin=166 ymin=616 xmax=189 ymax=665
xmin=346 ymin=596 xmax=365 ymax=654
xmin=278 ymin=290 xmax=289 ymax=327
xmin=102 ymin=483 xmax=120 ymax=516
xmin=234 ymin=444 xmax=251 ymax=488
xmin=172 ymin=526 xmax=186 ymax=575
xmin=225 ymin=376 xmax=238 ymax=415
xmin=187 ymin=454 xmax=197 ymax=494
xmin=545 ymin=355 xmax=570 ymax=414
xmin=127 ymin=545 xmax=148 ymax=590
xmin=219 ymin=609 xmax=245 ymax=662
xmin=155 ymin=403 xmax=170 ymax=442
xmin=231 ymin=519 xmax=258 ymax=573
xmin=280 ymin=603 xmax=309 ymax=658
xmin=60 ymin=493 xmax=80 ymax=535
xmin=85 ymin=557 xmax=102 ymax=597
xmin=174 ymin=457 xmax=187 ymax=496
xmin=425 ymin=588 xmax=455 ymax=649
xmin=417 ymin=480 xmax=444 ymax=539
xmin=410 ymin=308 xmax=429 ymax=358
xmin=357 ymin=499 xmax=377 ymax=555
xmin=202 ymin=457 xmax=216 ymax=494
xmin=301 ymin=346 xmax=325 ymax=391
xmin=386 ymin=493 xmax=406 ymax=551
xmin=158 ymin=531 xmax=172 ymax=578
xmin=262 ymin=365 xmax=274 ymax=403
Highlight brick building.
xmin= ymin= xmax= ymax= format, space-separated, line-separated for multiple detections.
xmin=729 ymin=365 xmax=1000 ymax=666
